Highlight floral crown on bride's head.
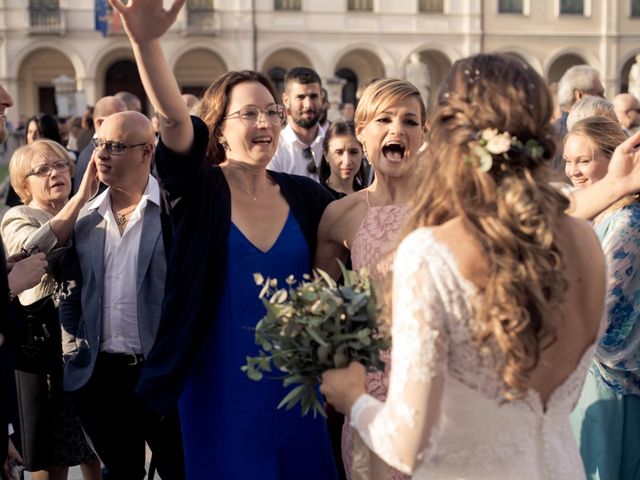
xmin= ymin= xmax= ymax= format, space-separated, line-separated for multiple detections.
xmin=465 ymin=128 xmax=544 ymax=172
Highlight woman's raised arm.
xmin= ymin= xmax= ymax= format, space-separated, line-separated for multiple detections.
xmin=109 ymin=0 xmax=193 ymax=154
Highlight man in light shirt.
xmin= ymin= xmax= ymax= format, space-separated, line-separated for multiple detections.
xmin=60 ymin=111 xmax=183 ymax=480
xmin=268 ymin=67 xmax=325 ymax=180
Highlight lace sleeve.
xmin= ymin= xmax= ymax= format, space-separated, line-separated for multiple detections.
xmin=350 ymin=228 xmax=449 ymax=475
xmin=596 ymin=206 xmax=640 ymax=372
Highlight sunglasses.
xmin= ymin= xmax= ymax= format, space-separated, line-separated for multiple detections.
xmin=303 ymin=147 xmax=317 ymax=174
xmin=92 ymin=138 xmax=147 ymax=155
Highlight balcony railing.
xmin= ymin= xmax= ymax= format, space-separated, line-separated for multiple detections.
xmin=275 ymin=0 xmax=302 ymax=10
xmin=419 ymin=0 xmax=444 ymax=13
xmin=29 ymin=6 xmax=64 ymax=33
xmin=185 ymin=6 xmax=219 ymax=34
xmin=348 ymin=0 xmax=373 ymax=12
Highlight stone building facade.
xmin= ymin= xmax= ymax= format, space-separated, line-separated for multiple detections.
xmin=0 ymin=0 xmax=639 ymax=122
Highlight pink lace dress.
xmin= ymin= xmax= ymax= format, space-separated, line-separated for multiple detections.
xmin=342 ymin=201 xmax=410 ymax=480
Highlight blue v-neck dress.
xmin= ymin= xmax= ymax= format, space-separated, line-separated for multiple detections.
xmin=178 ymin=212 xmax=338 ymax=479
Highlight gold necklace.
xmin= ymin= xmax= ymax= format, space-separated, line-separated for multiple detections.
xmin=112 ymin=205 xmax=136 ymax=226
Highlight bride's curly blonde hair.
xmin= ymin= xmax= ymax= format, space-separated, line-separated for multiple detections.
xmin=405 ymin=53 xmax=569 ymax=399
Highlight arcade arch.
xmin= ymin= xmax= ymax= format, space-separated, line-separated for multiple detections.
xmin=17 ymin=48 xmax=76 ymax=117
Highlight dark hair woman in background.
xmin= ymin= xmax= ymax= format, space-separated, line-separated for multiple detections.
xmin=24 ymin=114 xmax=62 ymax=145
xmin=319 ymin=121 xmax=367 ymax=199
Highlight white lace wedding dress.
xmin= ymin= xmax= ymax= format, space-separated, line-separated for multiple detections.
xmin=350 ymin=228 xmax=594 ymax=479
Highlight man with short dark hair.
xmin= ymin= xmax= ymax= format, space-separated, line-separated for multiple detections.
xmin=268 ymin=67 xmax=325 ymax=180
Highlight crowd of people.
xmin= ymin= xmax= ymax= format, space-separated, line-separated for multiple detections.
xmin=0 ymin=0 xmax=640 ymax=479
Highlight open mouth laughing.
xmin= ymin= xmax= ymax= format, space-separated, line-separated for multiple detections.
xmin=252 ymin=135 xmax=273 ymax=146
xmin=382 ymin=141 xmax=406 ymax=162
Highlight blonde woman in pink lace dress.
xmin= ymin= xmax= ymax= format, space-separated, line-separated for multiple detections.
xmin=316 ymin=78 xmax=427 ymax=480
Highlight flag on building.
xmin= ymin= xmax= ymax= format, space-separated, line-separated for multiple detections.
xmin=95 ymin=0 xmax=109 ymax=37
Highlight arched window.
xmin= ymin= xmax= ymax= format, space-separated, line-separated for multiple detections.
xmin=268 ymin=67 xmax=287 ymax=101
xmin=105 ymin=60 xmax=147 ymax=112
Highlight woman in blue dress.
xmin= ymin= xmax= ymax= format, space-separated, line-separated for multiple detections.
xmin=565 ymin=116 xmax=640 ymax=480
xmin=110 ymin=1 xmax=338 ymax=478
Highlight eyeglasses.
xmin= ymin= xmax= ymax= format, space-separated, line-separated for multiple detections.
xmin=303 ymin=146 xmax=317 ymax=174
xmin=92 ymin=138 xmax=148 ymax=155
xmin=25 ymin=160 xmax=70 ymax=178
xmin=224 ymin=105 xmax=287 ymax=127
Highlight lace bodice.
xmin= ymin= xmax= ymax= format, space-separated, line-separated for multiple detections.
xmin=344 ymin=203 xmax=410 ymax=480
xmin=350 ymin=227 xmax=594 ymax=479
xmin=350 ymin=203 xmax=408 ymax=403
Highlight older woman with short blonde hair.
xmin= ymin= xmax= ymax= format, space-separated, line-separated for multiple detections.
xmin=9 ymin=139 xmax=75 ymax=205
xmin=2 ymin=138 xmax=101 ymax=480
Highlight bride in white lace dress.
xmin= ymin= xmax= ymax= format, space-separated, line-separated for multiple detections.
xmin=321 ymin=53 xmax=609 ymax=479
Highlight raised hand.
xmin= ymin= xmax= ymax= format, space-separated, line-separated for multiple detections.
xmin=112 ymin=0 xmax=193 ymax=153
xmin=77 ymin=155 xmax=100 ymax=202
xmin=607 ymin=129 xmax=640 ymax=197
xmin=108 ymin=0 xmax=186 ymax=44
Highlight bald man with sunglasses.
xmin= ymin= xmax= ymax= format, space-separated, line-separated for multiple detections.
xmin=60 ymin=111 xmax=184 ymax=480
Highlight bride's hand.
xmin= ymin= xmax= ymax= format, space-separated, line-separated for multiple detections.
xmin=108 ymin=0 xmax=186 ymax=44
xmin=320 ymin=362 xmax=366 ymax=415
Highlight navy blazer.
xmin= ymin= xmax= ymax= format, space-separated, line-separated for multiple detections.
xmin=59 ymin=200 xmax=166 ymax=392
xmin=137 ymin=116 xmax=333 ymax=415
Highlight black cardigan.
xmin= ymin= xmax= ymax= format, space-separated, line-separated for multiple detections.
xmin=137 ymin=117 xmax=333 ymax=414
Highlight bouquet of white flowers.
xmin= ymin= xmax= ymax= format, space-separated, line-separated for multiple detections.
xmin=242 ymin=263 xmax=389 ymax=417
